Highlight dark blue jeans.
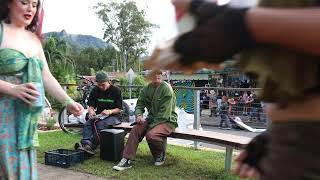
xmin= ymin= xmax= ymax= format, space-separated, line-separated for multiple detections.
xmin=81 ymin=116 xmax=120 ymax=149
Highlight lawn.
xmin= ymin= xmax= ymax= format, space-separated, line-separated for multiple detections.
xmin=37 ymin=131 xmax=242 ymax=180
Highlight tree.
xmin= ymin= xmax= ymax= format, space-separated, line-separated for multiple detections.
xmin=74 ymin=47 xmax=117 ymax=75
xmin=118 ymin=74 xmax=147 ymax=99
xmin=93 ymin=0 xmax=155 ymax=72
xmin=43 ymin=35 xmax=77 ymax=108
xmin=43 ymin=34 xmax=75 ymax=83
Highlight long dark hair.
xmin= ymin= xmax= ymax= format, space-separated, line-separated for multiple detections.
xmin=0 ymin=0 xmax=41 ymax=35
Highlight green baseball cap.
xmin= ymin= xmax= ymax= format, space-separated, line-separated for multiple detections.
xmin=95 ymin=71 xmax=109 ymax=83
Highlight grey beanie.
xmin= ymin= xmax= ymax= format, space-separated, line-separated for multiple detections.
xmin=95 ymin=71 xmax=109 ymax=83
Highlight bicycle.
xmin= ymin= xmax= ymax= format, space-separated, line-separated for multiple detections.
xmin=58 ymin=75 xmax=130 ymax=134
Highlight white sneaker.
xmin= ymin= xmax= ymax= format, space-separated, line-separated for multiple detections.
xmin=154 ymin=152 xmax=166 ymax=166
xmin=113 ymin=158 xmax=132 ymax=171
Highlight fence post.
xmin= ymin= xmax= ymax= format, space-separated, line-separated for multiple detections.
xmin=193 ymin=90 xmax=200 ymax=149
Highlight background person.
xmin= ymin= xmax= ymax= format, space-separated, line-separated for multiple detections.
xmin=113 ymin=70 xmax=177 ymax=171
xmin=75 ymin=71 xmax=123 ymax=155
xmin=0 ymin=0 xmax=83 ymax=179
xmin=207 ymin=90 xmax=217 ymax=117
xmin=219 ymin=95 xmax=232 ymax=130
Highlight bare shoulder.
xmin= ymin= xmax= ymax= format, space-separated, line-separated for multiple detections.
xmin=28 ymin=31 xmax=45 ymax=59
xmin=28 ymin=31 xmax=42 ymax=46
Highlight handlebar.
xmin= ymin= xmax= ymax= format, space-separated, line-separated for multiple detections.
xmin=111 ymin=79 xmax=120 ymax=83
xmin=76 ymin=75 xmax=95 ymax=85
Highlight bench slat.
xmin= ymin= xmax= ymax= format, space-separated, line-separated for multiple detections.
xmin=114 ymin=123 xmax=251 ymax=149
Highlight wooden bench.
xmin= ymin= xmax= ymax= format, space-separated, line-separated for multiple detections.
xmin=114 ymin=122 xmax=252 ymax=171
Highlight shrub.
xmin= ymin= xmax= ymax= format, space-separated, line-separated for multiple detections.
xmin=46 ymin=117 xmax=56 ymax=130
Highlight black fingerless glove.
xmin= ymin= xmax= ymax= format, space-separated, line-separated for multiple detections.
xmin=242 ymin=131 xmax=269 ymax=172
xmin=174 ymin=3 xmax=256 ymax=66
xmin=189 ymin=0 xmax=227 ymax=25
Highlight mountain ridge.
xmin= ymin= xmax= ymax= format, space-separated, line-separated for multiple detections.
xmin=44 ymin=30 xmax=109 ymax=50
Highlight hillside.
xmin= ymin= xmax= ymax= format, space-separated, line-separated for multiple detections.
xmin=44 ymin=30 xmax=108 ymax=50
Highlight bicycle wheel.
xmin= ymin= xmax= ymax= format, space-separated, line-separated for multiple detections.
xmin=58 ymin=106 xmax=84 ymax=134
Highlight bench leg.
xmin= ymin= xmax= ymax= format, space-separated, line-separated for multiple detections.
xmin=193 ymin=141 xmax=200 ymax=149
xmin=225 ymin=146 xmax=233 ymax=171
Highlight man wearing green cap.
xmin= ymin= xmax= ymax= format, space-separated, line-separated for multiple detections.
xmin=75 ymin=71 xmax=123 ymax=155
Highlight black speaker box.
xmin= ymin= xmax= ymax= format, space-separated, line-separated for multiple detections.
xmin=100 ymin=129 xmax=125 ymax=161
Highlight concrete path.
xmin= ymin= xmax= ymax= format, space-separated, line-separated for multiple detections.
xmin=38 ymin=164 xmax=108 ymax=180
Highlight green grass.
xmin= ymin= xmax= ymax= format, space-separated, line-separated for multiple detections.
xmin=38 ymin=131 xmax=242 ymax=180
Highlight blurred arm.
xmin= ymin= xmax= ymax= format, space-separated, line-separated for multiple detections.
xmin=247 ymin=8 xmax=320 ymax=55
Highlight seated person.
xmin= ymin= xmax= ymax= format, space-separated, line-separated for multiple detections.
xmin=75 ymin=71 xmax=123 ymax=155
xmin=113 ymin=70 xmax=177 ymax=171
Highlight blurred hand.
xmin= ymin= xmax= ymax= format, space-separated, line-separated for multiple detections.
xmin=233 ymin=131 xmax=269 ymax=179
xmin=10 ymin=83 xmax=40 ymax=105
xmin=88 ymin=108 xmax=96 ymax=119
xmin=67 ymin=102 xmax=84 ymax=117
xmin=144 ymin=3 xmax=254 ymax=75
xmin=144 ymin=38 xmax=222 ymax=76
xmin=101 ymin=109 xmax=112 ymax=116
xmin=136 ymin=116 xmax=145 ymax=124
xmin=174 ymin=7 xmax=254 ymax=66
xmin=233 ymin=151 xmax=260 ymax=179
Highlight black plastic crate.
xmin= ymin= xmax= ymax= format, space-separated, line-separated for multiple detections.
xmin=45 ymin=149 xmax=84 ymax=168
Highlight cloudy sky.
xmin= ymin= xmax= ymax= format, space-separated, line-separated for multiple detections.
xmin=42 ymin=0 xmax=178 ymax=52
xmin=41 ymin=0 xmax=258 ymax=52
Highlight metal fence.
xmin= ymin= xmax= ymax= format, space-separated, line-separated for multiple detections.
xmin=61 ymin=83 xmax=267 ymax=148
xmin=61 ymin=83 xmax=268 ymax=126
xmin=118 ymin=85 xmax=268 ymax=128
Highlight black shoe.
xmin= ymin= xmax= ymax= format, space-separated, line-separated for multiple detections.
xmin=79 ymin=144 xmax=95 ymax=155
xmin=113 ymin=158 xmax=133 ymax=171
xmin=154 ymin=152 xmax=166 ymax=166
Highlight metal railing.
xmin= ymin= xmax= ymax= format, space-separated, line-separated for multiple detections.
xmin=117 ymin=85 xmax=267 ymax=148
xmin=61 ymin=83 xmax=267 ymax=148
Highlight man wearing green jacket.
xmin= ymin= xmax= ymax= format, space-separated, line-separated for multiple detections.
xmin=113 ymin=70 xmax=177 ymax=171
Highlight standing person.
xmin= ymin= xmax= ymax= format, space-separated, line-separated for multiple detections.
xmin=242 ymin=91 xmax=249 ymax=115
xmin=113 ymin=70 xmax=177 ymax=171
xmin=249 ymin=92 xmax=261 ymax=121
xmin=219 ymin=95 xmax=232 ymax=130
xmin=146 ymin=0 xmax=320 ymax=179
xmin=0 ymin=0 xmax=83 ymax=179
xmin=75 ymin=71 xmax=123 ymax=155
xmin=245 ymin=92 xmax=254 ymax=117
xmin=216 ymin=90 xmax=224 ymax=115
xmin=207 ymin=90 xmax=217 ymax=117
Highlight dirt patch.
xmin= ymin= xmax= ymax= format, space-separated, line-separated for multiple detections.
xmin=38 ymin=123 xmax=60 ymax=131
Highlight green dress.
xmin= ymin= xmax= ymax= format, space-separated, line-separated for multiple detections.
xmin=0 ymin=22 xmax=44 ymax=180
